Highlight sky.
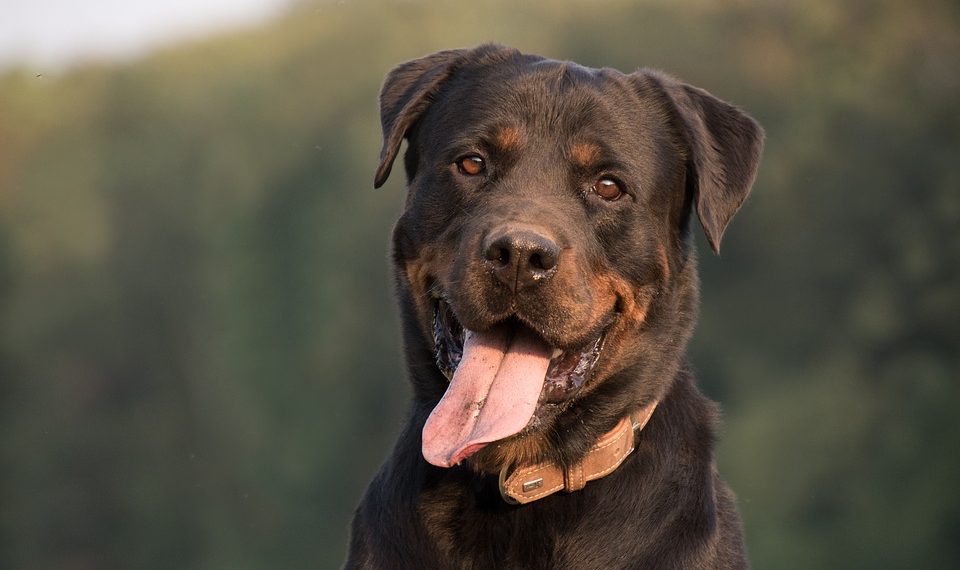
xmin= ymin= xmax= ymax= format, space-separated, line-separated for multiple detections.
xmin=0 ymin=0 xmax=293 ymax=71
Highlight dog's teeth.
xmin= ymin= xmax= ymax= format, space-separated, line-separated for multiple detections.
xmin=551 ymin=348 xmax=563 ymax=359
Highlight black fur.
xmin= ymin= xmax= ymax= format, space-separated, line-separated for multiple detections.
xmin=348 ymin=44 xmax=763 ymax=569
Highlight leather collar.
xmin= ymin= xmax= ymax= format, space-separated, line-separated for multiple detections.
xmin=498 ymin=401 xmax=658 ymax=505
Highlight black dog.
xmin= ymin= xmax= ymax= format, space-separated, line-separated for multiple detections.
xmin=347 ymin=44 xmax=763 ymax=569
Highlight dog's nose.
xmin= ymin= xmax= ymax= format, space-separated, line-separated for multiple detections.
xmin=483 ymin=228 xmax=560 ymax=292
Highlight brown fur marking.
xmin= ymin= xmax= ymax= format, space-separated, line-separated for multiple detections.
xmin=570 ymin=142 xmax=602 ymax=167
xmin=494 ymin=126 xmax=524 ymax=151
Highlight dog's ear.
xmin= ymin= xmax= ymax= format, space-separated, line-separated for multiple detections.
xmin=638 ymin=71 xmax=764 ymax=253
xmin=373 ymin=49 xmax=469 ymax=188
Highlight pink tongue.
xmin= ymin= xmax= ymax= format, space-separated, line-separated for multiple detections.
xmin=422 ymin=324 xmax=552 ymax=467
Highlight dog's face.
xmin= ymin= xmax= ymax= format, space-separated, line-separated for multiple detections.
xmin=375 ymin=45 xmax=762 ymax=474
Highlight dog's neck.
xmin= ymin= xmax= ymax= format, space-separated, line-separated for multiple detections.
xmin=496 ymin=400 xmax=659 ymax=504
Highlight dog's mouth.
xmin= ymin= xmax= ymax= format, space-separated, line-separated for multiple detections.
xmin=423 ymin=300 xmax=606 ymax=467
xmin=433 ymin=302 xmax=604 ymax=403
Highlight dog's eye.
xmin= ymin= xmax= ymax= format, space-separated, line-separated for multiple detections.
xmin=592 ymin=177 xmax=623 ymax=201
xmin=457 ymin=155 xmax=485 ymax=176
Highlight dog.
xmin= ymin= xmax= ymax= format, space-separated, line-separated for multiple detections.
xmin=346 ymin=44 xmax=763 ymax=569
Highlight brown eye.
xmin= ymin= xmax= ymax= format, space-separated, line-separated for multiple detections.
xmin=457 ymin=155 xmax=485 ymax=176
xmin=592 ymin=177 xmax=623 ymax=201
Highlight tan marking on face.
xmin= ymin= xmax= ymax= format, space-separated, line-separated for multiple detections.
xmin=592 ymin=271 xmax=651 ymax=329
xmin=570 ymin=142 xmax=602 ymax=167
xmin=494 ymin=126 xmax=524 ymax=151
xmin=570 ymin=271 xmax=656 ymax=395
xmin=402 ymin=244 xmax=449 ymax=344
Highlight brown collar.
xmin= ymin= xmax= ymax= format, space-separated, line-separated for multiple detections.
xmin=498 ymin=401 xmax=658 ymax=505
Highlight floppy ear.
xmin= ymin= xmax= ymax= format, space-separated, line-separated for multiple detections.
xmin=373 ymin=49 xmax=470 ymax=188
xmin=640 ymin=71 xmax=764 ymax=253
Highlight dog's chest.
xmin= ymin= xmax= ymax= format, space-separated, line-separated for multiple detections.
xmin=414 ymin=478 xmax=647 ymax=568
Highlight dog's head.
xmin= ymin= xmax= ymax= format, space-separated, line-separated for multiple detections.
xmin=375 ymin=45 xmax=763 ymax=474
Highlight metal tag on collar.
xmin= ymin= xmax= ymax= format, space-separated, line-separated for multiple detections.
xmin=522 ymin=477 xmax=544 ymax=492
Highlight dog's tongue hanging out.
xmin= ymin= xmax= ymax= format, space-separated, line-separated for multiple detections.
xmin=421 ymin=324 xmax=553 ymax=467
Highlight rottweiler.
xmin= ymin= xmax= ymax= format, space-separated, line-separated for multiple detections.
xmin=346 ymin=44 xmax=764 ymax=569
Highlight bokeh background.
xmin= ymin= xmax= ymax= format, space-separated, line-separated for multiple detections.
xmin=1 ymin=0 xmax=958 ymax=568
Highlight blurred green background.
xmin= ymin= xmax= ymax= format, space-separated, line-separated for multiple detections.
xmin=1 ymin=0 xmax=958 ymax=568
